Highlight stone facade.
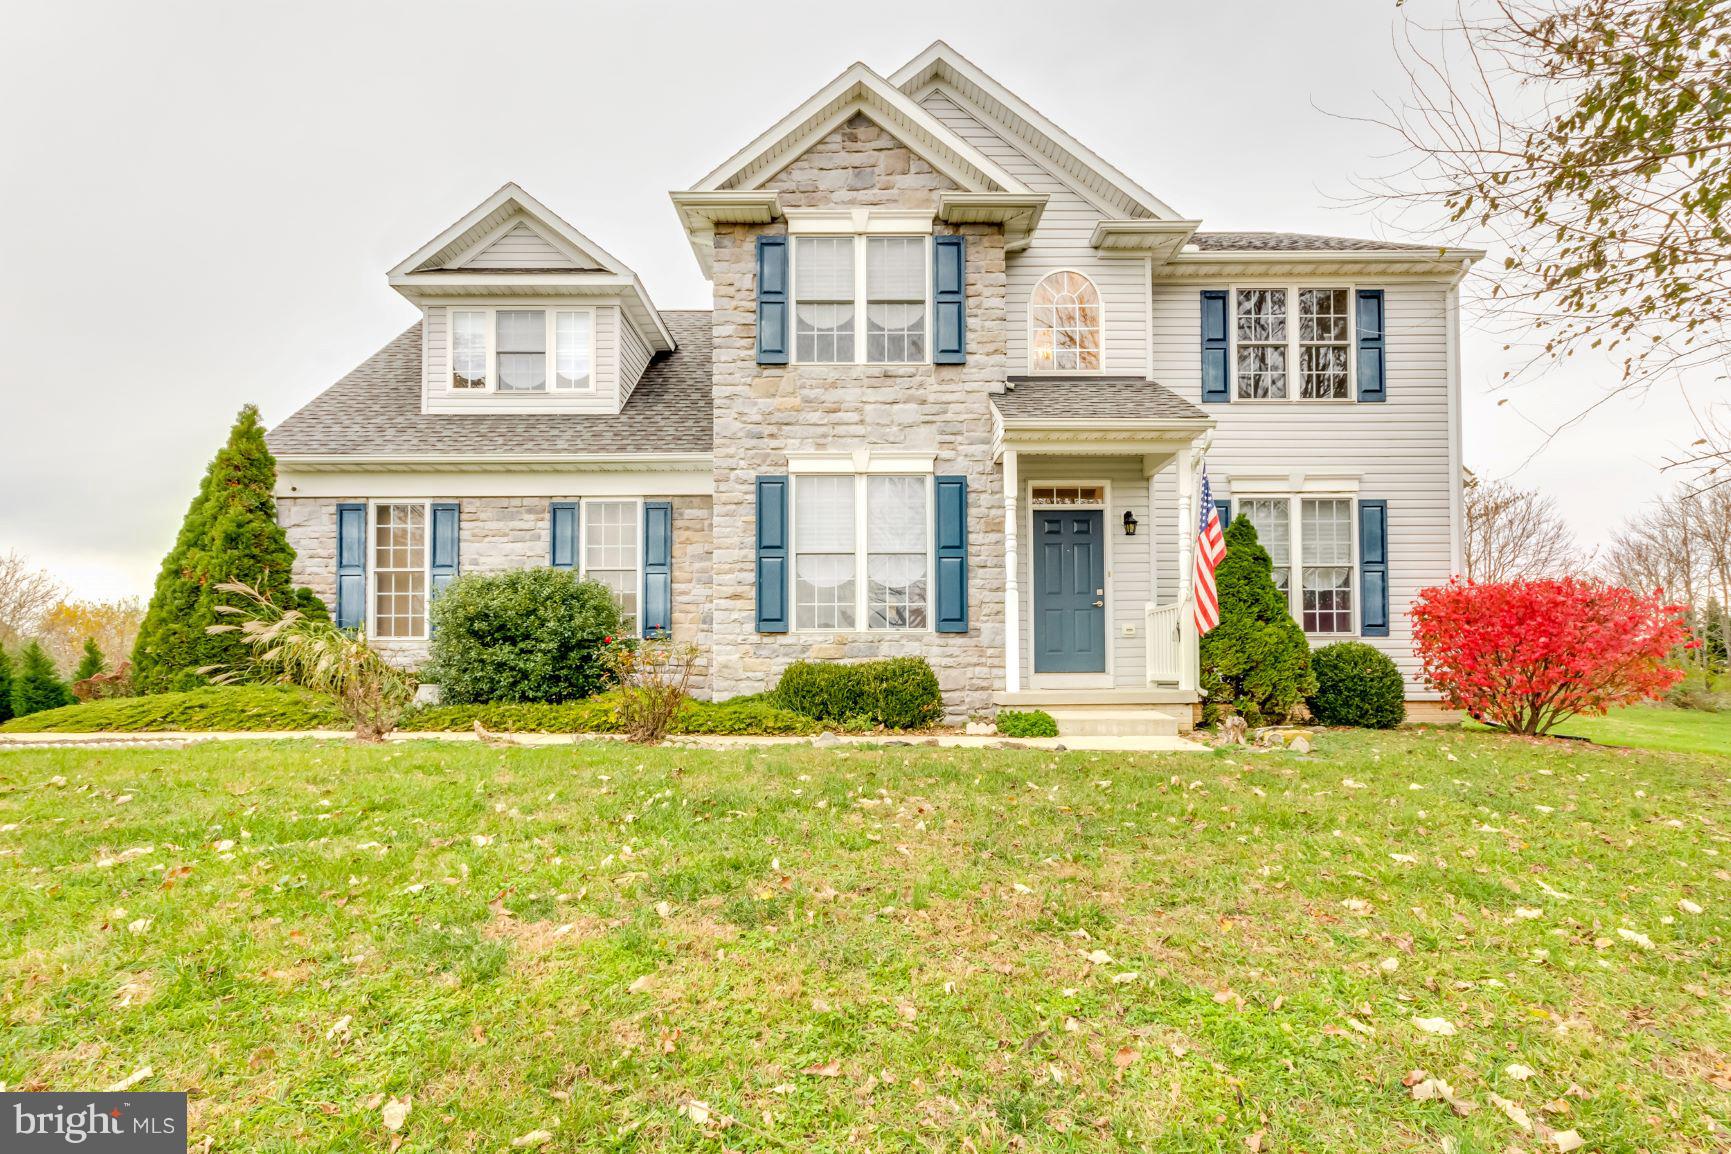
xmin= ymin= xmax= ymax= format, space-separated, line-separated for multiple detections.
xmin=278 ymin=494 xmax=714 ymax=682
xmin=708 ymin=113 xmax=1009 ymax=720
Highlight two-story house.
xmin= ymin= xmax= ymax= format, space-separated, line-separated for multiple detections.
xmin=266 ymin=42 xmax=1479 ymax=733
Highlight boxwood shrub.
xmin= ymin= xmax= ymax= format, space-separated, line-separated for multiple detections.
xmin=405 ymin=692 xmax=818 ymax=736
xmin=1307 ymin=641 xmax=1406 ymax=729
xmin=995 ymin=709 xmax=1058 ymax=738
xmin=426 ymin=568 xmax=622 ymax=704
xmin=773 ymin=657 xmax=943 ymax=730
xmin=0 ymin=686 xmax=344 ymax=733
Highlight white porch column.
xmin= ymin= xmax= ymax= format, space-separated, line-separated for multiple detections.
xmin=1174 ymin=447 xmax=1199 ymax=694
xmin=1003 ymin=448 xmax=1021 ymax=693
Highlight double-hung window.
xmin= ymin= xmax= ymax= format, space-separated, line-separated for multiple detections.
xmin=1233 ymin=287 xmax=1356 ymax=401
xmin=793 ymin=473 xmax=931 ymax=631
xmin=580 ymin=499 xmax=640 ymax=632
xmin=446 ymin=306 xmax=593 ymax=393
xmin=1233 ymin=495 xmax=1355 ymax=635
xmin=372 ymin=503 xmax=428 ymax=639
xmin=792 ymin=235 xmax=929 ymax=365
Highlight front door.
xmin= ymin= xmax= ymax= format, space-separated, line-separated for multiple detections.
xmin=1033 ymin=509 xmax=1106 ymax=673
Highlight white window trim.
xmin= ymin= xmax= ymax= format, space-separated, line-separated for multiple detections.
xmin=445 ymin=303 xmax=597 ymax=395
xmin=1227 ymin=283 xmax=1359 ymax=404
xmin=577 ymin=497 xmax=643 ymax=629
xmin=367 ymin=500 xmax=433 ymax=643
xmin=1025 ymin=267 xmax=1107 ymax=376
xmin=788 ymin=469 xmax=936 ymax=634
xmin=788 ymin=233 xmax=933 ymax=367
xmin=1228 ymin=488 xmax=1359 ymax=636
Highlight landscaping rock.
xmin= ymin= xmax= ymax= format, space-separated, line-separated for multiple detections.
xmin=812 ymin=731 xmax=841 ymax=749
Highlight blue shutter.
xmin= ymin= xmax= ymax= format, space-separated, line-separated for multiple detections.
xmin=1356 ymin=289 xmax=1386 ymax=403
xmin=756 ymin=236 xmax=789 ymax=365
xmin=335 ymin=503 xmax=366 ymax=630
xmin=1215 ymin=498 xmax=1231 ymax=530
xmin=642 ymin=501 xmax=673 ymax=639
xmin=429 ymin=503 xmax=459 ymax=600
xmin=933 ymin=475 xmax=968 ymax=632
xmin=756 ymin=476 xmax=789 ymax=632
xmin=550 ymin=501 xmax=578 ymax=569
xmin=1359 ymin=499 xmax=1389 ymax=637
xmin=932 ymin=235 xmax=966 ymax=364
xmin=1200 ymin=289 xmax=1230 ymax=403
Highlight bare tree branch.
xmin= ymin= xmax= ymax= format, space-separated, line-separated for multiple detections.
xmin=1462 ymin=469 xmax=1583 ymax=580
xmin=0 ymin=551 xmax=66 ymax=648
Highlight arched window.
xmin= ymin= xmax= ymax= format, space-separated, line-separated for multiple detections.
xmin=1030 ymin=271 xmax=1102 ymax=371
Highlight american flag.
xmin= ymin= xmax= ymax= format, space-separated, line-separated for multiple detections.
xmin=1193 ymin=468 xmax=1227 ymax=633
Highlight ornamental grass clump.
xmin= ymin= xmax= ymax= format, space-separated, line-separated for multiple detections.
xmin=205 ymin=581 xmax=415 ymax=742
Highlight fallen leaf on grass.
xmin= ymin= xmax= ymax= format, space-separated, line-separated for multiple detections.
xmin=1413 ymin=1017 xmax=1457 ymax=1036
xmin=1680 ymin=899 xmax=1704 ymax=915
xmin=1550 ymin=1130 xmax=1585 ymax=1152
xmin=1616 ymin=928 xmax=1654 ymax=949
xmin=325 ymin=1015 xmax=353 ymax=1040
xmin=1505 ymin=1063 xmax=1535 ymax=1081
xmin=1085 ymin=949 xmax=1113 ymax=965
xmin=804 ymin=1060 xmax=842 ymax=1078
xmin=680 ymin=1099 xmax=710 ymax=1125
xmin=1379 ymin=957 xmax=1400 ymax=974
xmin=381 ymin=1097 xmax=410 ymax=1131
xmin=1246 ymin=1129 xmax=1265 ymax=1152
xmin=1515 ymin=907 xmax=1543 ymax=920
xmin=1490 ymin=1093 xmax=1533 ymax=1131
xmin=628 ymin=974 xmax=654 ymax=994
xmin=510 ymin=1130 xmax=552 ymax=1148
xmin=1406 ymin=1071 xmax=1475 ymax=1116
xmin=1113 ymin=1047 xmax=1137 ymax=1079
xmin=1111 ymin=972 xmax=1140 ymax=984
xmin=104 ymin=1066 xmax=152 ymax=1093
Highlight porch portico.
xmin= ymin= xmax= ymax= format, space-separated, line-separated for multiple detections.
xmin=991 ymin=377 xmax=1215 ymax=723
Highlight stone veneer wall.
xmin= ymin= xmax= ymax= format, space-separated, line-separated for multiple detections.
xmin=708 ymin=113 xmax=1008 ymax=720
xmin=278 ymin=494 xmax=714 ymax=691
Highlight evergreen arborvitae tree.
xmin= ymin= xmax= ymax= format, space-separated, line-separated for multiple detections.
xmin=131 ymin=404 xmax=306 ymax=693
xmin=73 ymin=638 xmax=106 ymax=682
xmin=1199 ymin=515 xmax=1318 ymax=726
xmin=13 ymin=641 xmax=72 ymax=717
xmin=0 ymin=648 xmax=14 ymax=724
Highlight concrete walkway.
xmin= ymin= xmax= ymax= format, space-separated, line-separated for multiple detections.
xmin=0 ymin=729 xmax=1210 ymax=754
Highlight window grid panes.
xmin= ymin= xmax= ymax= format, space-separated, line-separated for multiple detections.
xmin=1031 ymin=271 xmax=1102 ymax=371
xmin=1029 ymin=485 xmax=1105 ymax=507
xmin=372 ymin=504 xmax=427 ymax=639
xmin=554 ymin=310 xmax=592 ymax=391
xmin=583 ymin=500 xmax=639 ymax=631
xmin=1299 ymin=289 xmax=1350 ymax=399
xmin=1301 ymin=498 xmax=1353 ymax=633
xmin=496 ymin=309 xmax=547 ymax=392
xmin=866 ymin=475 xmax=928 ymax=629
xmin=794 ymin=237 xmax=856 ymax=364
xmin=452 ymin=311 xmax=487 ymax=389
xmin=794 ymin=475 xmax=856 ymax=630
xmin=865 ymin=237 xmax=926 ymax=364
xmin=1235 ymin=289 xmax=1287 ymax=398
xmin=1239 ymin=498 xmax=1292 ymax=605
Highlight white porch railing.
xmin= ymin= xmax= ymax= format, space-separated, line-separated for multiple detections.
xmin=1144 ymin=601 xmax=1184 ymax=684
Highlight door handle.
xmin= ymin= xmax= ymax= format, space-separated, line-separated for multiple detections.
xmin=1092 ymin=599 xmax=1104 ymax=607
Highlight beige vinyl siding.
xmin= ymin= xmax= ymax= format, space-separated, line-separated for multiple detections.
xmin=920 ymin=88 xmax=1148 ymax=376
xmin=619 ymin=315 xmax=652 ymax=402
xmin=1015 ymin=458 xmax=1153 ymax=689
xmin=462 ymin=221 xmax=584 ymax=269
xmin=420 ymin=303 xmax=625 ymax=414
xmin=1148 ymin=282 xmax=1455 ymax=695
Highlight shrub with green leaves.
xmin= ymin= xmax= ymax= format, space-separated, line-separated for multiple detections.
xmin=773 ymin=657 xmax=943 ymax=730
xmin=12 ymin=641 xmax=72 ymax=717
xmin=405 ymin=692 xmax=819 ymax=736
xmin=0 ymin=648 xmax=13 ymax=724
xmin=1199 ymin=516 xmax=1317 ymax=727
xmin=73 ymin=638 xmax=106 ymax=682
xmin=0 ymin=685 xmax=342 ymax=733
xmin=1307 ymin=641 xmax=1406 ymax=729
xmin=995 ymin=709 xmax=1058 ymax=738
xmin=426 ymin=568 xmax=623 ymax=704
xmin=131 ymin=405 xmax=322 ymax=692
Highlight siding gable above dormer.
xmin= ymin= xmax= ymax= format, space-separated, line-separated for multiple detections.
xmin=458 ymin=219 xmax=595 ymax=271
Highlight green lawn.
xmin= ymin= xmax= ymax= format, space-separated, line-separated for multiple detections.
xmin=1548 ymin=705 xmax=1731 ymax=757
xmin=2 ymin=732 xmax=1726 ymax=1152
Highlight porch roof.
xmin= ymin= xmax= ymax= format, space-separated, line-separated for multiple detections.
xmin=993 ymin=376 xmax=1210 ymax=424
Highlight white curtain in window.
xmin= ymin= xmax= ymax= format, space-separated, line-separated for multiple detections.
xmin=795 ymin=238 xmax=854 ymax=299
xmin=796 ymin=476 xmax=855 ymax=552
xmin=867 ymin=476 xmax=926 ymax=551
xmin=866 ymin=238 xmax=924 ymax=299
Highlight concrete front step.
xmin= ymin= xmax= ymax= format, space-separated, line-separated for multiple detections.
xmin=1042 ymin=707 xmax=1183 ymax=738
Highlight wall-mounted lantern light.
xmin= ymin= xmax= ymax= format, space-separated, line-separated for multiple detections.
xmin=1122 ymin=510 xmax=1138 ymax=536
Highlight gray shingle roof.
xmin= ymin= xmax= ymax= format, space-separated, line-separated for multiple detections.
xmin=994 ymin=376 xmax=1209 ymax=423
xmin=1189 ymin=232 xmax=1442 ymax=253
xmin=266 ymin=310 xmax=714 ymax=457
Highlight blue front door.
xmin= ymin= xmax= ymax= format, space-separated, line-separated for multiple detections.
xmin=1033 ymin=509 xmax=1106 ymax=673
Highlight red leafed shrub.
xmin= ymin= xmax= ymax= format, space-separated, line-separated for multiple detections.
xmin=1411 ymin=578 xmax=1688 ymax=736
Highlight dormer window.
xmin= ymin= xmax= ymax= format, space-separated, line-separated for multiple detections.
xmin=446 ymin=306 xmax=593 ymax=393
xmin=1030 ymin=271 xmax=1101 ymax=371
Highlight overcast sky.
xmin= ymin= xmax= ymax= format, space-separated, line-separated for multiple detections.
xmin=0 ymin=0 xmax=1710 ymax=602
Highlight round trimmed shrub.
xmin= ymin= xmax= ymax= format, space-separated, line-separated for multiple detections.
xmin=995 ymin=708 xmax=1058 ymax=738
xmin=1307 ymin=641 xmax=1406 ymax=729
xmin=773 ymin=657 xmax=943 ymax=730
xmin=426 ymin=568 xmax=622 ymax=704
